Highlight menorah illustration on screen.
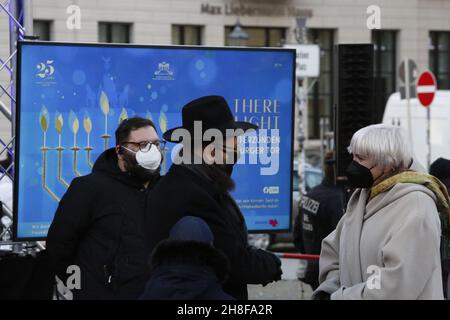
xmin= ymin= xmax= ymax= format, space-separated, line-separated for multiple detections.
xmin=39 ymin=91 xmax=169 ymax=202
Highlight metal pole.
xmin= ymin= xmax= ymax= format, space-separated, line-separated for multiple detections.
xmin=0 ymin=0 xmax=31 ymax=251
xmin=273 ymin=252 xmax=320 ymax=261
xmin=8 ymin=0 xmax=19 ymax=139
xmin=293 ymin=16 xmax=309 ymax=194
xmin=302 ymin=78 xmax=309 ymax=142
xmin=320 ymin=117 xmax=324 ymax=167
xmin=23 ymin=0 xmax=33 ymax=35
xmin=404 ymin=58 xmax=414 ymax=152
xmin=0 ymin=100 xmax=12 ymax=121
xmin=427 ymin=106 xmax=431 ymax=169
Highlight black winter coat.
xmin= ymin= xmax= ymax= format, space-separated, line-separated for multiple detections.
xmin=145 ymin=164 xmax=282 ymax=300
xmin=293 ymin=177 xmax=344 ymax=254
xmin=46 ymin=148 xmax=158 ymax=300
xmin=440 ymin=178 xmax=450 ymax=299
xmin=140 ymin=240 xmax=233 ymax=300
xmin=0 ymin=251 xmax=54 ymax=300
xmin=293 ymin=177 xmax=344 ymax=288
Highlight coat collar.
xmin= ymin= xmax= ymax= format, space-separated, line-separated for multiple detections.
xmin=341 ymin=188 xmax=369 ymax=285
xmin=342 ymin=180 xmax=444 ymax=286
xmin=168 ymin=164 xmax=247 ymax=240
xmin=169 ymin=164 xmax=223 ymax=197
xmin=93 ymin=148 xmax=160 ymax=189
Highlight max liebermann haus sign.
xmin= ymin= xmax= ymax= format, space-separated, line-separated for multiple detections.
xmin=201 ymin=2 xmax=313 ymax=18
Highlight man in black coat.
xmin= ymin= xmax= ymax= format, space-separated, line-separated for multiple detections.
xmin=293 ymin=151 xmax=344 ymax=290
xmin=146 ymin=96 xmax=283 ymax=300
xmin=46 ymin=117 xmax=163 ymax=299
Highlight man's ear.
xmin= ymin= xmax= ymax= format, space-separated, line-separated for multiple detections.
xmin=203 ymin=143 xmax=215 ymax=165
xmin=116 ymin=145 xmax=122 ymax=157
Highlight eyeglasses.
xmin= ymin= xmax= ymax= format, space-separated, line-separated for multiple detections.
xmin=221 ymin=146 xmax=238 ymax=154
xmin=122 ymin=140 xmax=166 ymax=152
xmin=218 ymin=141 xmax=239 ymax=153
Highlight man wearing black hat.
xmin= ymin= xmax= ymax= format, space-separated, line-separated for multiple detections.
xmin=145 ymin=95 xmax=283 ymax=300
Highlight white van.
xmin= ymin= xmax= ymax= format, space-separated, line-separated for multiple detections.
xmin=382 ymin=90 xmax=450 ymax=168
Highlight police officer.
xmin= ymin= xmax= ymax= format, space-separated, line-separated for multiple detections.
xmin=293 ymin=151 xmax=344 ymax=290
xmin=429 ymin=157 xmax=450 ymax=299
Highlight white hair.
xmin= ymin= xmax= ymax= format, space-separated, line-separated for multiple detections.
xmin=347 ymin=124 xmax=413 ymax=170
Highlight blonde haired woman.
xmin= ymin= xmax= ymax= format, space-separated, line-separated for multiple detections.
xmin=313 ymin=124 xmax=450 ymax=300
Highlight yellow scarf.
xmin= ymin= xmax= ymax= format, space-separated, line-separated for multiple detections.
xmin=369 ymin=170 xmax=450 ymax=242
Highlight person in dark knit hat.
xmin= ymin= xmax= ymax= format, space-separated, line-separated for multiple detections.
xmin=430 ymin=157 xmax=450 ymax=191
xmin=140 ymin=216 xmax=233 ymax=300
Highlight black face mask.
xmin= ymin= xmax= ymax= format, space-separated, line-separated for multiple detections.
xmin=221 ymin=147 xmax=240 ymax=177
xmin=345 ymin=161 xmax=377 ymax=188
xmin=218 ymin=163 xmax=234 ymax=177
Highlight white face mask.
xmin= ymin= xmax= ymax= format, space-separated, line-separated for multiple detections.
xmin=122 ymin=144 xmax=162 ymax=171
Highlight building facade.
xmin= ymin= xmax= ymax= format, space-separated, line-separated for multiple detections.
xmin=1 ymin=0 xmax=450 ymax=162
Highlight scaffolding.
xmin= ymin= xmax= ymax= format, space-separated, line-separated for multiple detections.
xmin=0 ymin=0 xmax=43 ymax=254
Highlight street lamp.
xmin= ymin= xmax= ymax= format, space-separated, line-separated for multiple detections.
xmin=228 ymin=18 xmax=249 ymax=46
xmin=294 ymin=16 xmax=308 ymax=44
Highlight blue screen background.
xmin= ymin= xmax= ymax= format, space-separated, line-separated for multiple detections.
xmin=16 ymin=43 xmax=294 ymax=238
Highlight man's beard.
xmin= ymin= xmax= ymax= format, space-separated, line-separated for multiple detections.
xmin=201 ymin=163 xmax=236 ymax=192
xmin=122 ymin=151 xmax=160 ymax=184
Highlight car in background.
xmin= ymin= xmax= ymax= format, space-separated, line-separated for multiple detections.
xmin=382 ymin=90 xmax=450 ymax=167
xmin=248 ymin=162 xmax=323 ymax=250
xmin=302 ymin=164 xmax=323 ymax=193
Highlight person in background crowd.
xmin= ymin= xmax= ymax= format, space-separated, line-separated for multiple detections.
xmin=140 ymin=216 xmax=233 ymax=300
xmin=0 ymin=152 xmax=12 ymax=176
xmin=293 ymin=151 xmax=344 ymax=290
xmin=0 ymin=153 xmax=13 ymax=211
xmin=430 ymin=157 xmax=450 ymax=299
xmin=313 ymin=124 xmax=448 ymax=300
xmin=47 ymin=117 xmax=163 ymax=299
xmin=145 ymin=95 xmax=283 ymax=300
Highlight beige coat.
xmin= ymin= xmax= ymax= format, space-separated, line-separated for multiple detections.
xmin=313 ymin=182 xmax=444 ymax=300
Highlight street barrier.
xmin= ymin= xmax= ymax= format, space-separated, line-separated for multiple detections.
xmin=273 ymin=252 xmax=320 ymax=260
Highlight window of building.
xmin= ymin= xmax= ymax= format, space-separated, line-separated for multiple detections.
xmin=372 ymin=30 xmax=397 ymax=123
xmin=224 ymin=26 xmax=285 ymax=47
xmin=33 ymin=20 xmax=52 ymax=41
xmin=99 ymin=22 xmax=132 ymax=43
xmin=172 ymin=25 xmax=203 ymax=45
xmin=430 ymin=31 xmax=450 ymax=90
xmin=307 ymin=29 xmax=335 ymax=139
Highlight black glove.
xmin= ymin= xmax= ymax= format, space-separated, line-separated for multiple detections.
xmin=260 ymin=254 xmax=282 ymax=287
xmin=312 ymin=290 xmax=331 ymax=300
xmin=273 ymin=255 xmax=282 ymax=281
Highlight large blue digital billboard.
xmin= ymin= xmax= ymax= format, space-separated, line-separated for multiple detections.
xmin=14 ymin=41 xmax=295 ymax=240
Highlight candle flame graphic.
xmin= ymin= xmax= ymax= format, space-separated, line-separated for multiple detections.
xmin=83 ymin=116 xmax=92 ymax=134
xmin=146 ymin=111 xmax=153 ymax=122
xmin=69 ymin=110 xmax=80 ymax=134
xmin=55 ymin=113 xmax=64 ymax=134
xmin=119 ymin=107 xmax=128 ymax=124
xmin=159 ymin=111 xmax=167 ymax=133
xmin=39 ymin=106 xmax=49 ymax=132
xmin=100 ymin=91 xmax=110 ymax=116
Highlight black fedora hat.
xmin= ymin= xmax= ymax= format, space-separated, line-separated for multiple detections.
xmin=163 ymin=95 xmax=258 ymax=143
